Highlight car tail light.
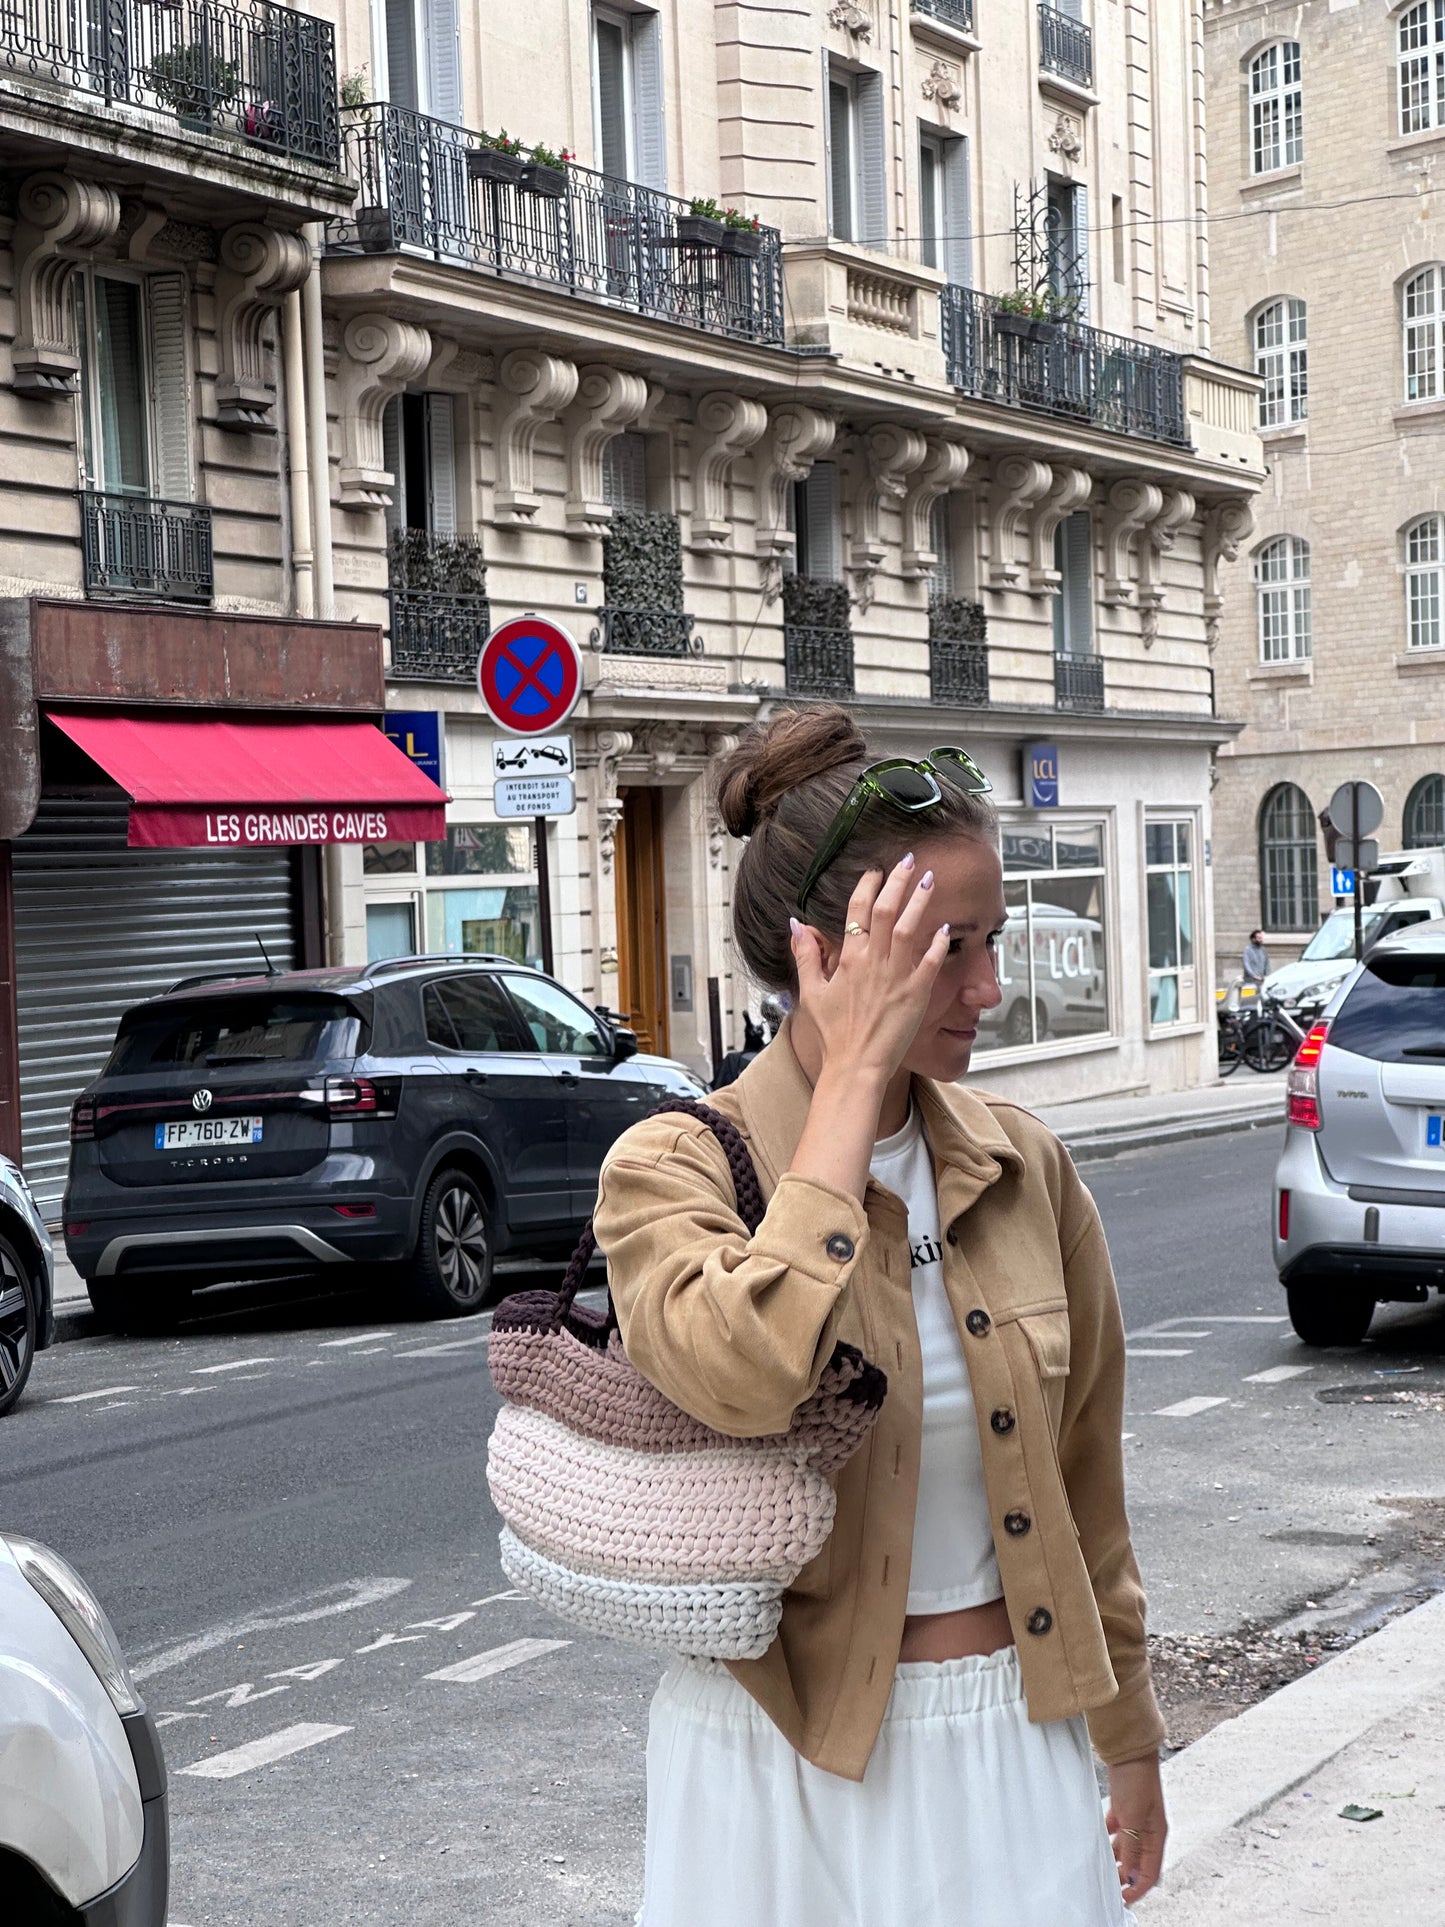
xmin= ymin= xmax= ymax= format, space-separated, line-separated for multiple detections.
xmin=65 ymin=1221 xmax=90 ymax=1238
xmin=324 ymin=1076 xmax=398 ymax=1119
xmin=1286 ymin=1021 xmax=1328 ymax=1130
xmin=1278 ymin=1190 xmax=1290 ymax=1241
xmin=331 ymin=1202 xmax=377 ymax=1219
xmin=69 ymin=1096 xmax=95 ymax=1141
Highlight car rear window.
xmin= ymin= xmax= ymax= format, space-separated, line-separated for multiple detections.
xmin=1327 ymin=953 xmax=1445 ymax=1062
xmin=108 ymin=995 xmax=366 ymax=1073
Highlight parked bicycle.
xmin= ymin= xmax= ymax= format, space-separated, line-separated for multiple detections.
xmin=1239 ymin=987 xmax=1308 ymax=1073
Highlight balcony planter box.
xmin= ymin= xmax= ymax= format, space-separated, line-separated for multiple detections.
xmin=676 ymin=214 xmax=726 ymax=247
xmin=519 ymin=161 xmax=567 ymax=199
xmin=356 ymin=206 xmax=395 ymax=253
xmin=994 ymin=309 xmax=1060 ymax=344
xmin=719 ymin=226 xmax=762 ymax=258
xmin=467 ymin=146 xmax=525 ymax=185
xmin=174 ymin=106 xmax=214 ymax=133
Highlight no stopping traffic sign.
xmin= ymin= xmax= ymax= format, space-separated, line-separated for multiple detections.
xmin=478 ymin=616 xmax=583 ymax=736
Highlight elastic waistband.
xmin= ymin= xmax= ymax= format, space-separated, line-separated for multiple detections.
xmin=658 ymin=1644 xmax=1024 ymax=1728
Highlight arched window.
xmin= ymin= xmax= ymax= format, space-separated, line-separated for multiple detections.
xmin=1254 ymin=298 xmax=1307 ymax=427
xmin=1250 ymin=42 xmax=1303 ymax=174
xmin=1254 ymin=536 xmax=1311 ymax=662
xmin=1405 ymin=774 xmax=1445 ymax=847
xmin=1259 ymin=784 xmax=1319 ymax=932
xmin=1403 ymin=267 xmax=1445 ymax=400
xmin=1400 ymin=1 xmax=1445 ymax=135
xmin=1406 ymin=514 xmax=1445 ymax=649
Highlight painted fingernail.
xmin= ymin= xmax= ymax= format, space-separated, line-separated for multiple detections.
xmin=920 ymin=870 xmax=934 ymax=890
xmin=939 ymin=922 xmax=950 ymax=937
xmin=789 ymin=916 xmax=801 ymax=936
xmin=901 ymin=852 xmax=915 ymax=870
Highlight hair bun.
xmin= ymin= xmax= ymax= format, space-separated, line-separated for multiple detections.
xmin=715 ymin=707 xmax=867 ymax=838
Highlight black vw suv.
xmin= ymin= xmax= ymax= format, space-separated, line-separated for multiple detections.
xmin=64 ymin=955 xmax=704 ymax=1330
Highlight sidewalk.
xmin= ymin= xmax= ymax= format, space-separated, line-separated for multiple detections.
xmin=1144 ymin=1589 xmax=1445 ymax=1921
xmin=1037 ymin=1070 xmax=1287 ymax=1163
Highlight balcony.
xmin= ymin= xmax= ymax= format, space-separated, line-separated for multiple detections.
xmin=387 ymin=530 xmax=489 ymax=683
xmin=592 ymin=609 xmax=698 ymax=657
xmin=942 ymin=285 xmax=1188 ymax=447
xmin=784 ymin=626 xmax=855 ymax=700
xmin=1038 ymin=3 xmax=1092 ymax=89
xmin=911 ymin=0 xmax=975 ymax=30
xmin=79 ymin=492 xmax=213 ymax=603
xmin=1054 ymin=650 xmax=1104 ymax=712
xmin=330 ymin=105 xmax=786 ymax=348
xmin=0 ymin=0 xmax=339 ymax=166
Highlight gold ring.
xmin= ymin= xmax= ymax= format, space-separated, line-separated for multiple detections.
xmin=844 ymin=921 xmax=867 ymax=937
xmin=1120 ymin=1828 xmax=1141 ymax=1843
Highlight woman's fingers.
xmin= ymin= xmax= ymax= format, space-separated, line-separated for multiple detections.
xmin=865 ymin=853 xmax=915 ymax=946
xmin=840 ymin=865 xmax=886 ymax=942
xmin=789 ymin=918 xmax=827 ymax=996
xmin=892 ymin=865 xmax=938 ymax=952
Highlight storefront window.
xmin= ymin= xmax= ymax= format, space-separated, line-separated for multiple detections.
xmin=366 ymin=901 xmax=416 ymax=961
xmin=364 ymin=842 xmax=418 ymax=877
xmin=977 ymin=821 xmax=1110 ymax=1054
xmin=425 ymin=824 xmax=533 ymax=877
xmin=424 ymin=885 xmax=540 ymax=966
xmin=1145 ymin=821 xmax=1197 ymax=1026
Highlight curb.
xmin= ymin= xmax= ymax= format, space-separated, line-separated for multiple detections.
xmin=1054 ymin=1105 xmax=1284 ymax=1164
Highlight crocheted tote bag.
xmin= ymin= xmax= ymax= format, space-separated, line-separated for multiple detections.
xmin=486 ymin=1098 xmax=887 ymax=1662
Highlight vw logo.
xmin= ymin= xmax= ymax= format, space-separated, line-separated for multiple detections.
xmin=192 ymin=1089 xmax=213 ymax=1113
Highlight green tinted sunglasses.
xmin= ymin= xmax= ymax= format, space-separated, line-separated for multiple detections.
xmin=796 ymin=747 xmax=992 ymax=917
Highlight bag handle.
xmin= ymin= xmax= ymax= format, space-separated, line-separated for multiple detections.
xmin=557 ymin=1098 xmax=766 ymax=1326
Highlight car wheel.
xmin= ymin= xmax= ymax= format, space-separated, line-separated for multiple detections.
xmin=411 ymin=1169 xmax=492 ymax=1317
xmin=1003 ymin=999 xmax=1033 ymax=1047
xmin=1286 ymin=1280 xmax=1376 ymax=1347
xmin=0 ymin=1235 xmax=37 ymax=1416
xmin=86 ymin=1275 xmax=193 ymax=1335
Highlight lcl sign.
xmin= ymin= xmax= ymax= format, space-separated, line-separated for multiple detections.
xmin=1024 ymin=742 xmax=1059 ymax=809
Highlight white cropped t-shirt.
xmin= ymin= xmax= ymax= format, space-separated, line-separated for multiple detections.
xmin=869 ymin=1106 xmax=1004 ymax=1615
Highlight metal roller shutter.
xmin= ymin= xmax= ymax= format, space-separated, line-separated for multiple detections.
xmin=13 ymin=798 xmax=299 ymax=1214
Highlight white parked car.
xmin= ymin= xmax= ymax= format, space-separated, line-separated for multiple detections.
xmin=0 ymin=1149 xmax=55 ymax=1416
xmin=0 ymin=1533 xmax=168 ymax=1922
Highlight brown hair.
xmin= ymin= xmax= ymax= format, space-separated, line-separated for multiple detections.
xmin=715 ymin=706 xmax=999 ymax=993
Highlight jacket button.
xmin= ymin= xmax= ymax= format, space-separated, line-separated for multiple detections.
xmin=825 ymin=1232 xmax=855 ymax=1262
xmin=1026 ymin=1607 xmax=1053 ymax=1636
xmin=1004 ymin=1510 xmax=1031 ymax=1537
xmin=990 ymin=1408 xmax=1016 ymax=1435
xmin=964 ymin=1309 xmax=991 ymax=1337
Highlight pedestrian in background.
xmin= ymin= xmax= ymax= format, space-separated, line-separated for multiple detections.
xmin=1243 ymin=929 xmax=1270 ymax=985
xmin=596 ymin=707 xmax=1166 ymax=1925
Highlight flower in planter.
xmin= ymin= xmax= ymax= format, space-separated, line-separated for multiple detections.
xmin=688 ymin=197 xmax=725 ymax=221
xmin=723 ymin=207 xmax=760 ymax=232
xmin=151 ymin=43 xmax=239 ymax=116
xmin=479 ymin=128 xmax=524 ymax=154
xmin=528 ymin=141 xmax=572 ymax=171
xmin=339 ymin=64 xmax=370 ymax=110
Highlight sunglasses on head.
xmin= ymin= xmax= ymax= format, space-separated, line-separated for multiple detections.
xmin=796 ymin=746 xmax=992 ymax=918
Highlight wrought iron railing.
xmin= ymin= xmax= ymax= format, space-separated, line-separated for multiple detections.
xmin=930 ymin=639 xmax=989 ymax=706
xmin=388 ymin=591 xmax=492 ymax=684
xmin=593 ymin=608 xmax=699 ymax=657
xmin=1054 ymin=650 xmax=1105 ymax=712
xmin=911 ymin=0 xmax=975 ymax=31
xmin=78 ymin=491 xmax=213 ymax=602
xmin=0 ymin=0 xmax=339 ymax=166
xmin=1038 ymin=3 xmax=1093 ymax=88
xmin=330 ymin=104 xmax=786 ymax=347
xmin=784 ymin=626 xmax=855 ymax=700
xmin=941 ymin=284 xmax=1188 ymax=446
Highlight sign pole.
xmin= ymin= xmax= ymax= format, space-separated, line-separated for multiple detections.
xmin=534 ymin=815 xmax=555 ymax=978
xmin=1352 ymin=780 xmax=1363 ymax=963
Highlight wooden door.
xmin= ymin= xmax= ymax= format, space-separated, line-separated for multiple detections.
xmin=614 ymin=786 xmax=669 ymax=1055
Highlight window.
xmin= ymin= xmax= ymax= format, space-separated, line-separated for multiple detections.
xmin=366 ymin=901 xmax=416 ymax=961
xmin=1406 ymin=515 xmax=1445 ymax=649
xmin=918 ymin=131 xmax=971 ymax=283
xmin=1400 ymin=0 xmax=1445 ymax=135
xmin=75 ymin=270 xmax=191 ymax=501
xmin=1249 ymin=42 xmax=1302 ymax=174
xmin=929 ymin=496 xmax=955 ymax=600
xmin=423 ymin=975 xmax=526 ymax=1052
xmin=1111 ymin=195 xmax=1125 ymax=284
xmin=503 ymin=975 xmax=609 ymax=1056
xmin=1253 ymin=298 xmax=1307 ymax=427
xmin=1045 ymin=178 xmax=1089 ymax=319
xmin=602 ymin=431 xmax=649 ymax=511
xmin=1145 ymin=821 xmax=1197 ymax=1026
xmin=382 ymin=0 xmax=461 ymax=120
xmin=1259 ymin=783 xmax=1319 ymax=931
xmin=592 ymin=4 xmax=666 ymax=187
xmin=1403 ymin=267 xmax=1445 ymax=401
xmin=826 ymin=60 xmax=886 ymax=249
xmin=1051 ymin=511 xmax=1093 ymax=654
xmin=383 ymin=393 xmax=457 ymax=536
xmin=791 ymin=462 xmax=841 ymax=580
xmin=1254 ymin=536 xmax=1311 ymax=662
xmin=1405 ymin=774 xmax=1445 ymax=847
xmin=977 ymin=821 xmax=1110 ymax=1054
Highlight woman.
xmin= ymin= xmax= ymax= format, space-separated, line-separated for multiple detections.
xmin=594 ymin=708 xmax=1166 ymax=1926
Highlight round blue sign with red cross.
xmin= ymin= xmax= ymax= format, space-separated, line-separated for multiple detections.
xmin=477 ymin=616 xmax=583 ymax=736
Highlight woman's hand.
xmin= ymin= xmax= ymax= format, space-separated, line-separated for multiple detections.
xmin=1105 ymin=1752 xmax=1167 ymax=1906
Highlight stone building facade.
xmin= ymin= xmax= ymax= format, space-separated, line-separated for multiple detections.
xmin=0 ymin=0 xmax=1261 ymax=1211
xmin=1206 ymin=0 xmax=1445 ymax=976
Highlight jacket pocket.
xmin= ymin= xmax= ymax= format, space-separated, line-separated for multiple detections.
xmin=1019 ymin=1307 xmax=1071 ymax=1431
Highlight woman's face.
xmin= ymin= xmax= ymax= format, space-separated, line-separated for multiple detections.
xmin=899 ymin=835 xmax=1007 ymax=1082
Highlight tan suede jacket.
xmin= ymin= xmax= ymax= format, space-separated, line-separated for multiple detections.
xmin=593 ymin=1026 xmax=1165 ymax=1784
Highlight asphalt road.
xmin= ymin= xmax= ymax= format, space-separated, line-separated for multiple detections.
xmin=5 ymin=1130 xmax=1445 ymax=1927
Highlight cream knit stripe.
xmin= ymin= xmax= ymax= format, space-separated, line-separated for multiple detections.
xmin=487 ymin=1405 xmax=837 ymax=1583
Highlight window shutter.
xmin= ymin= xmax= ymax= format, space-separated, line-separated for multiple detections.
xmin=382 ymin=395 xmax=405 ymax=535
xmin=385 ymin=0 xmax=418 ymax=110
xmin=919 ymin=136 xmax=939 ymax=269
xmin=1064 ymin=510 xmax=1094 ymax=650
xmin=943 ymin=136 xmax=972 ymax=286
xmin=595 ymin=14 xmax=629 ymax=178
xmin=603 ymin=430 xmax=648 ymax=512
xmin=805 ymin=460 xmax=840 ymax=580
xmin=1057 ymin=0 xmax=1084 ymax=18
xmin=1072 ymin=182 xmax=1091 ymax=320
xmin=425 ymin=0 xmax=461 ymax=122
xmin=930 ymin=496 xmax=954 ymax=598
xmin=630 ymin=10 xmax=667 ymax=192
xmin=426 ymin=393 xmax=457 ymax=535
xmin=147 ymin=273 xmax=191 ymax=501
xmin=855 ymin=70 xmax=887 ymax=251
xmin=827 ymin=68 xmax=850 ymax=241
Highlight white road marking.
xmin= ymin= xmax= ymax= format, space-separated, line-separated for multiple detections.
xmin=192 ymin=1357 xmax=277 ymax=1375
xmin=1126 ymin=1348 xmax=1194 ymax=1358
xmin=393 ymin=1335 xmax=490 ymax=1358
xmin=470 ymin=1590 xmax=528 ymax=1608
xmin=406 ymin=1612 xmax=475 ymax=1633
xmin=52 ymin=1384 xmax=138 ymax=1403
xmin=352 ymin=1347 xmax=387 ymax=1355
xmin=424 ymin=1638 xmax=569 ymax=1683
xmin=188 ymin=1682 xmax=291 ymax=1711
xmin=92 ymin=1401 xmax=136 ymax=1412
xmin=131 ymin=1576 xmax=412 ymax=1684
xmin=179 ymin=1721 xmax=352 ymax=1780
xmin=1153 ymin=1396 xmax=1230 ymax=1419
xmin=319 ymin=1332 xmax=396 ymax=1347
xmin=1163 ymin=1330 xmax=1215 ymax=1339
xmin=1121 ymin=1433 xmax=1137 ymax=1442
xmin=1244 ymin=1364 xmax=1314 ymax=1384
xmin=1191 ymin=1315 xmax=1288 ymax=1324
xmin=267 ymin=1659 xmax=345 ymax=1683
xmin=160 ymin=1386 xmax=218 ymax=1397
xmin=354 ymin=1631 xmax=427 ymax=1654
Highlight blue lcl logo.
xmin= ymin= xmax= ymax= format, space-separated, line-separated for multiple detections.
xmin=1026 ymin=742 xmax=1059 ymax=809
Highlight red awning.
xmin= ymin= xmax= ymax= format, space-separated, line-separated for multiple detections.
xmin=45 ymin=709 xmax=449 ymax=849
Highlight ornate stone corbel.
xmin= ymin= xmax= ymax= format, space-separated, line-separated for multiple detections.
xmin=593 ymin=729 xmax=634 ymax=877
xmin=922 ymin=61 xmax=963 ymax=111
xmin=758 ymin=405 xmax=835 ymax=601
xmin=1101 ymin=477 xmax=1164 ymax=604
xmin=690 ymin=393 xmax=769 ymax=551
xmin=1137 ymin=489 xmax=1197 ymax=644
xmin=1027 ymin=466 xmax=1094 ymax=595
xmin=827 ymin=0 xmax=871 ymax=37
xmin=491 ymin=349 xmax=579 ymax=527
xmin=847 ymin=424 xmax=928 ymax=610
xmin=213 ymin=224 xmax=312 ymax=430
xmin=12 ymin=173 xmax=122 ymax=397
xmin=336 ymin=314 xmax=431 ymax=509
xmin=564 ymin=365 xmax=651 ymax=536
xmin=986 ymin=457 xmax=1052 ymax=588
xmin=1201 ymin=498 xmax=1256 ymax=650
xmin=901 ymin=439 xmax=970 ymax=579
